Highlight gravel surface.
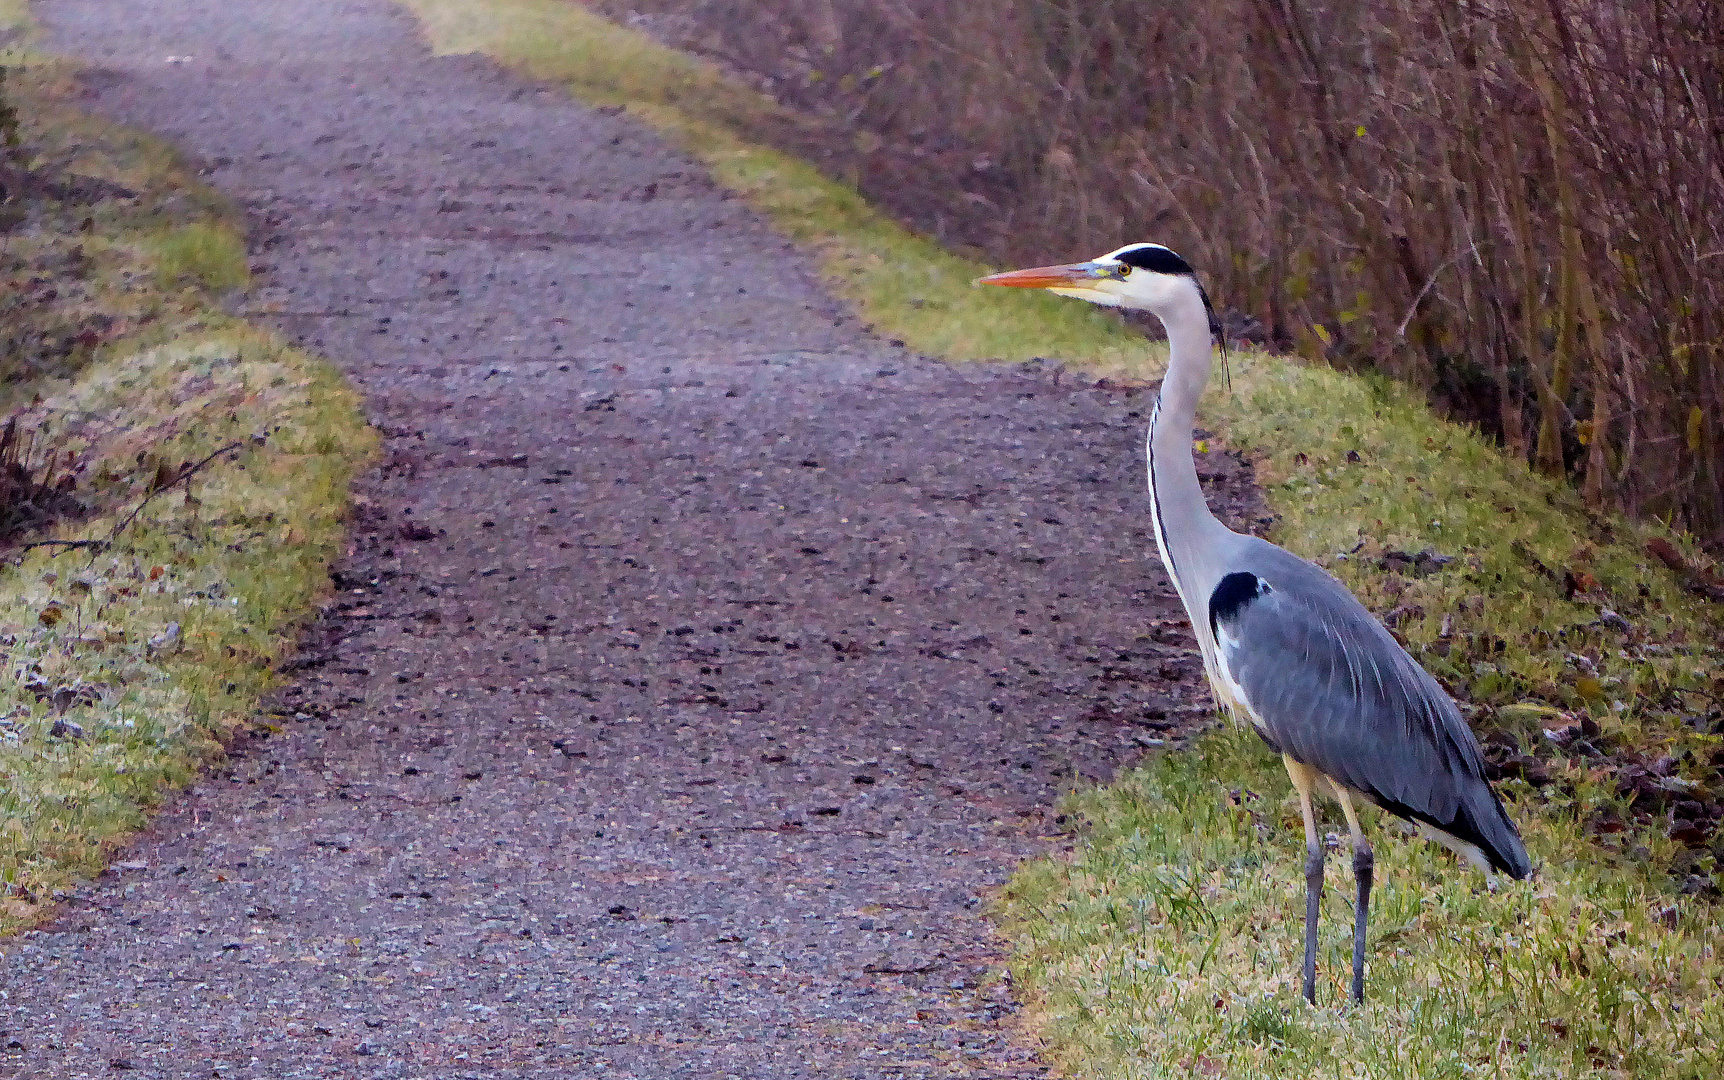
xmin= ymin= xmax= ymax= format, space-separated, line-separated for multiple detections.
xmin=6 ymin=1 xmax=1264 ymax=1075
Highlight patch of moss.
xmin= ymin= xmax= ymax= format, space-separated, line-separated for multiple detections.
xmin=151 ymin=221 xmax=251 ymax=294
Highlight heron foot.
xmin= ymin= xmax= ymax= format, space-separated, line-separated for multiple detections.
xmin=1302 ymin=842 xmax=1323 ymax=1006
xmin=1351 ymin=841 xmax=1374 ymax=1005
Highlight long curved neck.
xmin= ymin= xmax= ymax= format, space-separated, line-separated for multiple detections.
xmin=1145 ymin=284 xmax=1231 ymax=608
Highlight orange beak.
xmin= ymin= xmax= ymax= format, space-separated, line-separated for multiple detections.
xmin=975 ymin=262 xmax=1106 ymax=289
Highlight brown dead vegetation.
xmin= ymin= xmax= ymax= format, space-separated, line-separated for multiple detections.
xmin=592 ymin=0 xmax=1724 ymax=548
xmin=0 ymin=415 xmax=83 ymax=544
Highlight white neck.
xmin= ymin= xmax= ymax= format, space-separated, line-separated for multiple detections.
xmin=1145 ymin=283 xmax=1233 ymax=614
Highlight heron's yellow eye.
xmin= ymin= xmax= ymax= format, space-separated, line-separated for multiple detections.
xmin=1113 ymin=263 xmax=1131 ymax=277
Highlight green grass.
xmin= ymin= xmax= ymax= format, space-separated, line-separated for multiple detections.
xmin=0 ymin=45 xmax=372 ymax=928
xmin=151 ymin=221 xmax=251 ymax=293
xmin=1002 ymin=725 xmax=1723 ymax=1078
xmin=1 ymin=331 xmax=370 ymax=924
xmin=404 ymin=3 xmax=1724 ymax=1074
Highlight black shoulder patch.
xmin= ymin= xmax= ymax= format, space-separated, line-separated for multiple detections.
xmin=1115 ymin=244 xmax=1194 ymax=275
xmin=1208 ymin=571 xmax=1267 ymax=636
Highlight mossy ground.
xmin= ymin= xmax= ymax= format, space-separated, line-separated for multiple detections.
xmin=0 ymin=17 xmax=372 ymax=929
xmin=365 ymin=2 xmax=1724 ymax=1073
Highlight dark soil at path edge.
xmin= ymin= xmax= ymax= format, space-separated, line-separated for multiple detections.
xmin=4 ymin=1 xmax=1264 ymax=1075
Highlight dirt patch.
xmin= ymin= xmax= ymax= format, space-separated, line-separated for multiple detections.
xmin=5 ymin=0 xmax=1261 ymax=1074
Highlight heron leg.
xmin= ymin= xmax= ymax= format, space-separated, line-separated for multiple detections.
xmin=1335 ymin=787 xmax=1373 ymax=1005
xmin=1283 ymin=757 xmax=1323 ymax=1006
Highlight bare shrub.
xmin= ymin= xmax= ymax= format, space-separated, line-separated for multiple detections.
xmin=592 ymin=0 xmax=1724 ymax=545
xmin=0 ymin=414 xmax=82 ymax=545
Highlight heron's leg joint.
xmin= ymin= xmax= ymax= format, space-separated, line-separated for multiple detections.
xmin=1353 ymin=842 xmax=1374 ymax=879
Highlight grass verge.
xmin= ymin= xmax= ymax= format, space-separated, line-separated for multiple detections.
xmin=403 ymin=2 xmax=1723 ymax=1074
xmin=0 ymin=25 xmax=373 ymax=929
xmin=1003 ymin=724 xmax=1721 ymax=1078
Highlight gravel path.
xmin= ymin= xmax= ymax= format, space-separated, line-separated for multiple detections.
xmin=5 ymin=2 xmax=1262 ymax=1076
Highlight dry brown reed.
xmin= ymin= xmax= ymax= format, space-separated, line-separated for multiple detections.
xmin=592 ymin=0 xmax=1724 ymax=546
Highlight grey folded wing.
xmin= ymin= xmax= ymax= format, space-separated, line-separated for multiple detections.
xmin=1211 ymin=557 xmax=1529 ymax=877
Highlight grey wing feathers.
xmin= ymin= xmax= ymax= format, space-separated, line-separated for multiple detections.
xmin=1214 ymin=548 xmax=1531 ymax=878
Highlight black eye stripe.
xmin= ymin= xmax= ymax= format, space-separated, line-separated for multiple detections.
xmin=1113 ymin=245 xmax=1195 ymax=275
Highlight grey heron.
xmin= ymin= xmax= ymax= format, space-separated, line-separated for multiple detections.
xmin=980 ymin=244 xmax=1531 ymax=1006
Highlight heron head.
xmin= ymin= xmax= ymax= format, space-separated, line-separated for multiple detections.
xmin=977 ymin=242 xmax=1226 ymax=370
xmin=976 ymin=243 xmax=1203 ymax=314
